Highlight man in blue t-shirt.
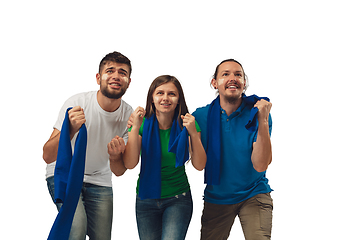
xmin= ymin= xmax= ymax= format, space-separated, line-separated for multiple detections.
xmin=193 ymin=59 xmax=273 ymax=240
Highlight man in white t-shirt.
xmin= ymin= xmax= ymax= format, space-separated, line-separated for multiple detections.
xmin=43 ymin=51 xmax=133 ymax=240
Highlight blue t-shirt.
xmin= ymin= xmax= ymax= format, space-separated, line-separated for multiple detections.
xmin=192 ymin=100 xmax=273 ymax=204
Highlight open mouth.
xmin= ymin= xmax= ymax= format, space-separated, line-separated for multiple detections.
xmin=159 ymin=102 xmax=173 ymax=109
xmin=226 ymin=84 xmax=240 ymax=90
xmin=109 ymin=82 xmax=121 ymax=89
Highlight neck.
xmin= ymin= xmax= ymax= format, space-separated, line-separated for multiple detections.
xmin=156 ymin=111 xmax=175 ymax=130
xmin=219 ymin=96 xmax=242 ymax=116
xmin=97 ymin=91 xmax=121 ymax=112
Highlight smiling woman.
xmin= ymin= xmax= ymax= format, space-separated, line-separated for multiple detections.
xmin=119 ymin=75 xmax=207 ymax=240
xmin=2 ymin=1 xmax=358 ymax=239
xmin=152 ymin=82 xmax=180 ymax=122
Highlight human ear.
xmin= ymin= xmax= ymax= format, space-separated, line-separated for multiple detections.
xmin=96 ymin=73 xmax=101 ymax=85
xmin=211 ymin=78 xmax=217 ymax=89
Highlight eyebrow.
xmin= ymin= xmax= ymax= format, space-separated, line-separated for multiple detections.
xmin=119 ymin=68 xmax=128 ymax=73
xmin=221 ymin=70 xmax=243 ymax=74
xmin=156 ymin=89 xmax=178 ymax=94
xmin=105 ymin=67 xmax=128 ymax=74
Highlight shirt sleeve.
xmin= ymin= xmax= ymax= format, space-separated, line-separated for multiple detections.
xmin=53 ymin=97 xmax=79 ymax=131
xmin=195 ymin=120 xmax=201 ymax=132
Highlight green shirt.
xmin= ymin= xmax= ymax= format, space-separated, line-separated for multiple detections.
xmin=131 ymin=118 xmax=200 ymax=198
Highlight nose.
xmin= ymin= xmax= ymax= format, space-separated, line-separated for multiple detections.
xmin=227 ymin=73 xmax=243 ymax=83
xmin=115 ymin=72 xmax=123 ymax=80
xmin=229 ymin=73 xmax=238 ymax=80
xmin=226 ymin=74 xmax=237 ymax=84
xmin=112 ymin=72 xmax=128 ymax=83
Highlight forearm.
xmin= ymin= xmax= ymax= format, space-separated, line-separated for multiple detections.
xmin=43 ymin=126 xmax=79 ymax=164
xmin=42 ymin=131 xmax=60 ymax=164
xmin=189 ymin=132 xmax=207 ymax=171
xmin=123 ymin=129 xmax=141 ymax=169
xmin=109 ymin=154 xmax=127 ymax=176
xmin=251 ymin=120 xmax=272 ymax=172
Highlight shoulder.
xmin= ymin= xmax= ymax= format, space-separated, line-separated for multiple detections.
xmin=116 ymin=99 xmax=133 ymax=121
xmin=67 ymin=91 xmax=95 ymax=100
xmin=63 ymin=91 xmax=95 ymax=107
xmin=120 ymin=99 xmax=133 ymax=113
xmin=192 ymin=104 xmax=211 ymax=132
xmin=192 ymin=104 xmax=211 ymax=119
xmin=59 ymin=91 xmax=94 ymax=115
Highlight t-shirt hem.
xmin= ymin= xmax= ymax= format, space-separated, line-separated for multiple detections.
xmin=204 ymin=188 xmax=273 ymax=205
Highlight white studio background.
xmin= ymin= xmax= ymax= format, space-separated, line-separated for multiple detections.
xmin=1 ymin=0 xmax=359 ymax=239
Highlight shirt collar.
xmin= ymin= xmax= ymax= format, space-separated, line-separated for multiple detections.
xmin=220 ymin=100 xmax=246 ymax=119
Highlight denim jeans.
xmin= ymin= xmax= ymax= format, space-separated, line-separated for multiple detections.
xmin=136 ymin=191 xmax=193 ymax=240
xmin=46 ymin=176 xmax=113 ymax=240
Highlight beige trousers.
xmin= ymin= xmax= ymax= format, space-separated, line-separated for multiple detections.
xmin=200 ymin=193 xmax=273 ymax=240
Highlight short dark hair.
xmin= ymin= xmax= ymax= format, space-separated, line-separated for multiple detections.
xmin=99 ymin=51 xmax=132 ymax=76
xmin=145 ymin=75 xmax=189 ymax=129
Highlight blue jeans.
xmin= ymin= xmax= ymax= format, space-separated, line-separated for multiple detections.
xmin=46 ymin=176 xmax=113 ymax=240
xmin=136 ymin=191 xmax=193 ymax=240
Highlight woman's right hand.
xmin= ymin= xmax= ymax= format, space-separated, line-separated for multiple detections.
xmin=132 ymin=106 xmax=146 ymax=129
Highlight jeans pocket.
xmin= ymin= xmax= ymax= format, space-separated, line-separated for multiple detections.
xmin=175 ymin=191 xmax=193 ymax=206
xmin=255 ymin=193 xmax=273 ymax=231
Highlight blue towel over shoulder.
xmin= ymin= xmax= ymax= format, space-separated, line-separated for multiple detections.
xmin=243 ymin=94 xmax=270 ymax=132
xmin=205 ymin=94 xmax=270 ymax=185
xmin=139 ymin=113 xmax=189 ymax=200
xmin=48 ymin=107 xmax=87 ymax=240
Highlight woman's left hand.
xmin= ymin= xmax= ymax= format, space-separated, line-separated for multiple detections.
xmin=181 ymin=113 xmax=197 ymax=136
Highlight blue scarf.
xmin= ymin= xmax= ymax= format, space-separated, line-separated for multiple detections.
xmin=205 ymin=94 xmax=269 ymax=185
xmin=243 ymin=94 xmax=270 ymax=132
xmin=139 ymin=113 xmax=189 ymax=200
xmin=48 ymin=107 xmax=87 ymax=240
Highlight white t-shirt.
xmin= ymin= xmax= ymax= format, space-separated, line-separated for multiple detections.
xmin=45 ymin=91 xmax=133 ymax=187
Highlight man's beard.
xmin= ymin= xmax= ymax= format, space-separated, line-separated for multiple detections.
xmin=224 ymin=93 xmax=242 ymax=104
xmin=100 ymin=83 xmax=128 ymax=99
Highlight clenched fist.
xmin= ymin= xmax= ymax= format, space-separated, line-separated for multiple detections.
xmin=254 ymin=99 xmax=272 ymax=122
xmin=181 ymin=113 xmax=197 ymax=136
xmin=132 ymin=106 xmax=146 ymax=129
xmin=107 ymin=136 xmax=126 ymax=160
xmin=68 ymin=106 xmax=86 ymax=137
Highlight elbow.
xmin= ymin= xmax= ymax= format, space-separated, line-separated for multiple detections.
xmin=111 ymin=160 xmax=127 ymax=177
xmin=124 ymin=161 xmax=137 ymax=170
xmin=253 ymin=165 xmax=268 ymax=173
xmin=123 ymin=154 xmax=139 ymax=170
xmin=114 ymin=169 xmax=127 ymax=177
xmin=194 ymin=165 xmax=205 ymax=171
xmin=43 ymin=155 xmax=50 ymax=164
xmin=124 ymin=164 xmax=135 ymax=170
xmin=196 ymin=162 xmax=206 ymax=171
xmin=252 ymin=156 xmax=272 ymax=173
xmin=192 ymin=158 xmax=207 ymax=171
xmin=43 ymin=154 xmax=50 ymax=164
xmin=42 ymin=149 xmax=54 ymax=164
